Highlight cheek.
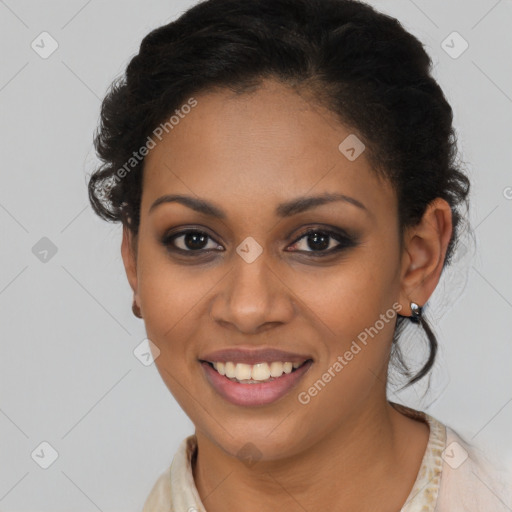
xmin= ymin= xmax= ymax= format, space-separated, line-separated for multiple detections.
xmin=135 ymin=244 xmax=204 ymax=371
xmin=136 ymin=252 xmax=213 ymax=415
xmin=136 ymin=239 xmax=215 ymax=334
xmin=288 ymin=258 xmax=394 ymax=334
xmin=293 ymin=271 xmax=398 ymax=422
xmin=288 ymin=254 xmax=399 ymax=387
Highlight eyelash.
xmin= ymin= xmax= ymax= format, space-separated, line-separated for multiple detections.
xmin=161 ymin=226 xmax=358 ymax=258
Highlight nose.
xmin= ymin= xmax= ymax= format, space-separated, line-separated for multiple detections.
xmin=209 ymin=251 xmax=296 ymax=335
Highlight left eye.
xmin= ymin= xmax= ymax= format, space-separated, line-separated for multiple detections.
xmin=288 ymin=229 xmax=351 ymax=255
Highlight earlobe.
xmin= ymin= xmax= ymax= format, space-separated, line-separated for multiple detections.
xmin=398 ymin=198 xmax=453 ymax=314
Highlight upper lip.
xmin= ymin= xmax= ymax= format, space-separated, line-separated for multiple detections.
xmin=199 ymin=347 xmax=313 ymax=365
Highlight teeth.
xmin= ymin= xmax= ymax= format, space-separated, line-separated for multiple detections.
xmin=235 ymin=363 xmax=252 ymax=381
xmin=211 ymin=361 xmax=304 ymax=382
xmin=252 ymin=363 xmax=271 ymax=380
xmin=225 ymin=361 xmax=236 ymax=378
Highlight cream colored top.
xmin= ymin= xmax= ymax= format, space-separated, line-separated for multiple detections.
xmin=142 ymin=405 xmax=512 ymax=511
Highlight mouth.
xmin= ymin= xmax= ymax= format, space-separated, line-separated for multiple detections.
xmin=201 ymin=359 xmax=311 ymax=383
xmin=199 ymin=358 xmax=314 ymax=406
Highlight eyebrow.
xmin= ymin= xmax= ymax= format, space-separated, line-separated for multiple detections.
xmin=148 ymin=192 xmax=369 ymax=219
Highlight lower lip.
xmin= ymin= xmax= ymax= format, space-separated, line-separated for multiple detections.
xmin=201 ymin=361 xmax=313 ymax=407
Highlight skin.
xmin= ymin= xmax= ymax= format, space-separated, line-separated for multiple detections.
xmin=121 ymin=79 xmax=453 ymax=511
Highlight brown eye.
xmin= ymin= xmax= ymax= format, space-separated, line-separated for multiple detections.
xmin=287 ymin=228 xmax=357 ymax=256
xmin=162 ymin=229 xmax=223 ymax=253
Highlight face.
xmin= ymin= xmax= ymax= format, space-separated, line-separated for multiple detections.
xmin=124 ymin=79 xmax=411 ymax=461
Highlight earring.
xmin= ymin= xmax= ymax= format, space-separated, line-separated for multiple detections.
xmin=132 ymin=299 xmax=142 ymax=318
xmin=409 ymin=301 xmax=423 ymax=324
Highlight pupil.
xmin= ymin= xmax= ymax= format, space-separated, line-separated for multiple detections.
xmin=308 ymin=232 xmax=329 ymax=251
xmin=186 ymin=232 xmax=207 ymax=250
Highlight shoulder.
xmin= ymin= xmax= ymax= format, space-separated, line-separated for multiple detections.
xmin=142 ymin=435 xmax=201 ymax=512
xmin=142 ymin=466 xmax=172 ymax=512
xmin=435 ymin=425 xmax=512 ymax=511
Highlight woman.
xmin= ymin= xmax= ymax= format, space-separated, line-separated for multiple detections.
xmin=87 ymin=0 xmax=511 ymax=510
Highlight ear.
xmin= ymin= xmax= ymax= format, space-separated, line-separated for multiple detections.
xmin=121 ymin=225 xmax=140 ymax=308
xmin=398 ymin=198 xmax=453 ymax=315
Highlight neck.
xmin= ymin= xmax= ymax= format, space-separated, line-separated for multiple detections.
xmin=193 ymin=399 xmax=430 ymax=512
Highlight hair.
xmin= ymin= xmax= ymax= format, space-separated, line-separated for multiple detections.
xmin=87 ymin=0 xmax=471 ymax=388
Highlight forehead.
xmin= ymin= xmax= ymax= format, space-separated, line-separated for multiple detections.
xmin=141 ymin=79 xmax=394 ymax=218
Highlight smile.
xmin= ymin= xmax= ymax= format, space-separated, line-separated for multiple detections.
xmin=200 ymin=359 xmax=313 ymax=406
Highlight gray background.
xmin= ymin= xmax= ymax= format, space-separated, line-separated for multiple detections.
xmin=0 ymin=0 xmax=511 ymax=510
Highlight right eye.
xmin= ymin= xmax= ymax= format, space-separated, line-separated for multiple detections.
xmin=161 ymin=229 xmax=224 ymax=255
